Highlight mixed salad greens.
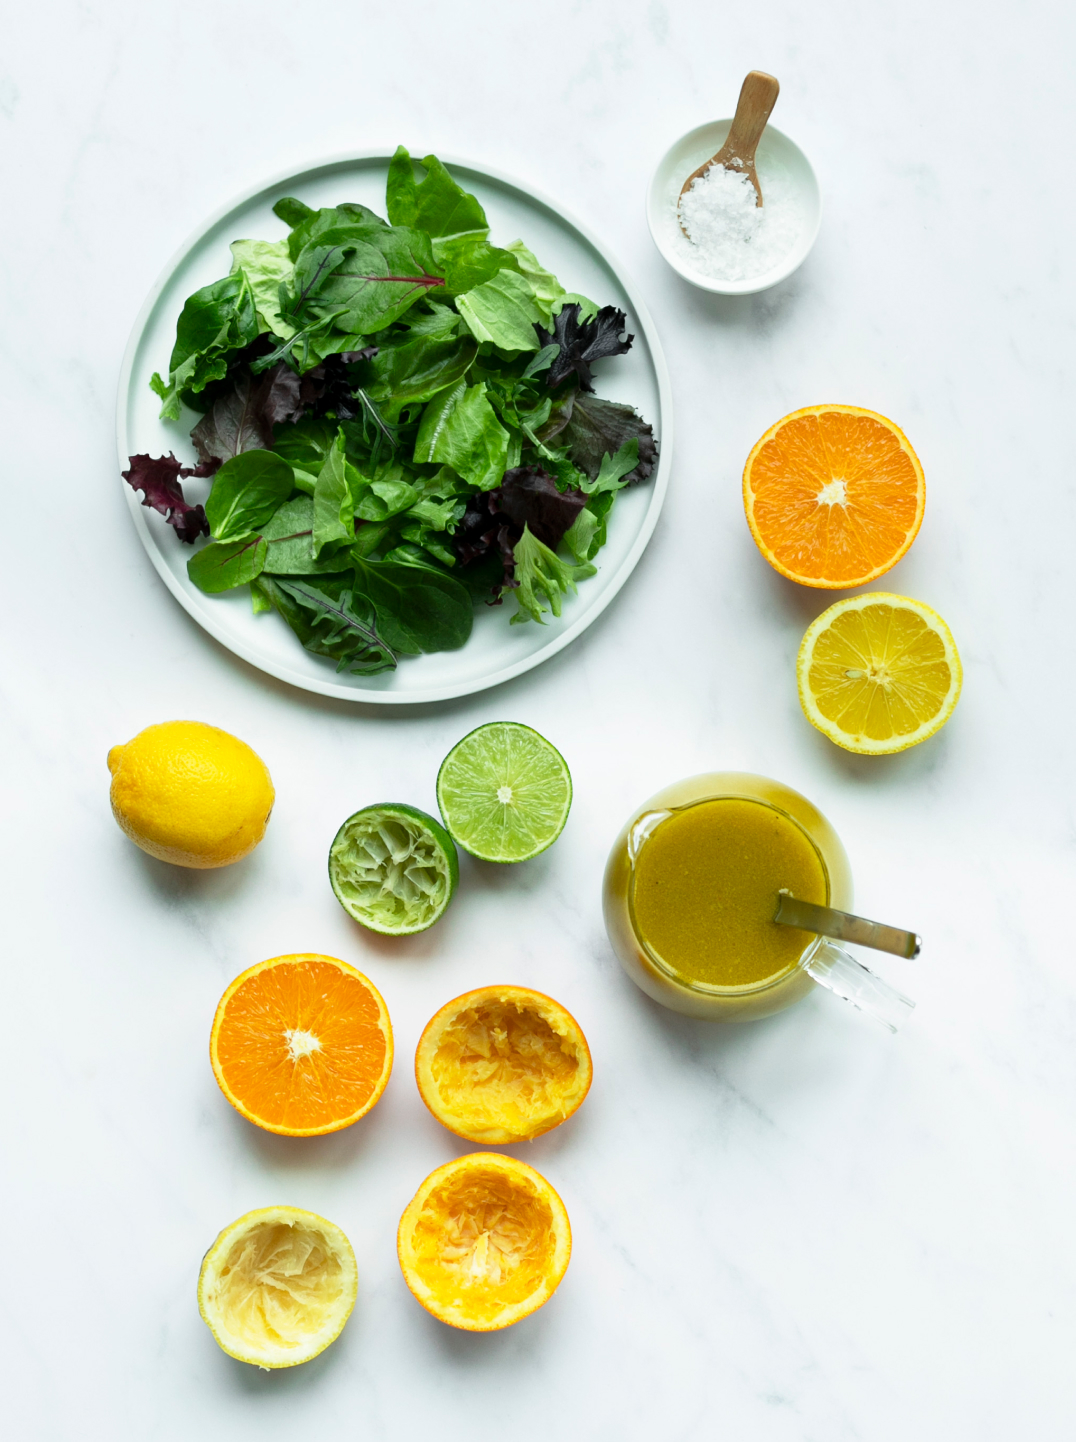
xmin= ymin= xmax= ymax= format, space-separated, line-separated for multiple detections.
xmin=124 ymin=148 xmax=657 ymax=675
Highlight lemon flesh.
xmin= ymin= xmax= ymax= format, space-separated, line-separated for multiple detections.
xmin=798 ymin=593 xmax=962 ymax=754
xmin=198 ymin=1207 xmax=357 ymax=1368
xmin=108 ymin=720 xmax=274 ymax=868
xmin=328 ymin=803 xmax=459 ymax=935
xmin=436 ymin=723 xmax=572 ymax=863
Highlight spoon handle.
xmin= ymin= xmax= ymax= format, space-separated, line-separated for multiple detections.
xmin=722 ymin=71 xmax=780 ymax=167
xmin=774 ymin=890 xmax=922 ymax=960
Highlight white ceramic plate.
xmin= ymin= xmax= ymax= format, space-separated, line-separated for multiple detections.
xmin=117 ymin=151 xmax=671 ymax=705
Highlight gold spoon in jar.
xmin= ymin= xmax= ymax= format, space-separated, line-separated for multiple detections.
xmin=679 ymin=70 xmax=780 ymax=234
xmin=775 ymin=890 xmax=922 ymax=959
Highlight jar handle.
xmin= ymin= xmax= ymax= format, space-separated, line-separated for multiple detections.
xmin=801 ymin=940 xmax=915 ymax=1033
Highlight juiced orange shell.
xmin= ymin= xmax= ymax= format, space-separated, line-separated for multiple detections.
xmin=398 ymin=1153 xmax=571 ymax=1331
xmin=415 ymin=985 xmax=592 ymax=1144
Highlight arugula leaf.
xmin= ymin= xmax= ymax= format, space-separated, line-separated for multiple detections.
xmin=387 ymin=147 xmax=489 ymax=238
xmin=353 ymin=555 xmax=473 ymax=654
xmin=504 ymin=241 xmax=566 ymax=324
xmin=230 ymin=239 xmax=296 ymax=339
xmin=536 ymin=303 xmax=633 ymax=391
xmin=260 ymin=496 xmax=352 ymax=575
xmin=150 ymin=274 xmax=260 ymax=419
xmin=191 ymin=363 xmax=304 ymax=466
xmin=559 ymin=391 xmax=658 ymax=484
xmin=257 ymin=575 xmax=396 ymax=674
xmin=413 ymin=380 xmax=509 ymax=490
xmin=581 ymin=437 xmax=639 ymax=495
xmin=365 ymin=332 xmax=477 ymax=417
xmin=457 ymin=270 xmax=543 ymax=353
xmin=287 ymin=226 xmax=446 ymax=336
xmin=187 ymin=534 xmax=268 ymax=593
xmin=122 ymin=453 xmax=211 ymax=543
xmin=312 ymin=433 xmax=356 ymax=555
xmin=509 ymin=525 xmax=594 ymax=625
xmin=204 ymin=450 xmax=295 ymax=542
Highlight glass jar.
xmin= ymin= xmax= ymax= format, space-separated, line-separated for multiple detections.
xmin=602 ymin=772 xmax=856 ymax=1022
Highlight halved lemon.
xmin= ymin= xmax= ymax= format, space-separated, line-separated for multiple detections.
xmin=798 ymin=593 xmax=962 ymax=754
xmin=415 ymin=986 xmax=593 ymax=1144
xmin=398 ymin=1153 xmax=571 ymax=1332
xmin=198 ymin=1206 xmax=357 ymax=1368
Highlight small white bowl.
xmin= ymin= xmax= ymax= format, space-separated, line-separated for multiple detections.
xmin=647 ymin=119 xmax=821 ymax=296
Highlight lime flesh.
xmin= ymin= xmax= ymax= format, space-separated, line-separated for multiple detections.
xmin=436 ymin=723 xmax=572 ymax=863
xmin=329 ymin=803 xmax=458 ymax=935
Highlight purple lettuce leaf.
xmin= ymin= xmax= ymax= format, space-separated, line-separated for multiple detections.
xmin=455 ymin=466 xmax=586 ymax=591
xmin=122 ymin=453 xmax=212 ymax=543
xmin=536 ymin=303 xmax=634 ymax=392
xmin=190 ymin=363 xmax=305 ymax=465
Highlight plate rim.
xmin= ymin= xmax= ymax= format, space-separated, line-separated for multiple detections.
xmin=116 ymin=148 xmax=673 ymax=705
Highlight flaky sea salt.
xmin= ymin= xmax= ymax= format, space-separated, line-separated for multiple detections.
xmin=676 ymin=161 xmax=802 ymax=282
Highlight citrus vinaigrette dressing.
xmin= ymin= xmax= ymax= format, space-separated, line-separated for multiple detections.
xmin=629 ymin=798 xmax=828 ymax=988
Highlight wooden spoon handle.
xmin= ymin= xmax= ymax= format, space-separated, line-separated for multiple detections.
xmin=723 ymin=70 xmax=780 ymax=165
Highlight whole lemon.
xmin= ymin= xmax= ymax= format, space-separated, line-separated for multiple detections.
xmin=108 ymin=721 xmax=274 ymax=868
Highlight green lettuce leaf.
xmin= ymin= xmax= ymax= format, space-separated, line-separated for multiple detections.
xmin=204 ymin=450 xmax=295 ymax=541
xmin=504 ymin=240 xmax=566 ymax=324
xmin=150 ymin=273 xmax=260 ymax=420
xmin=456 ymin=270 xmax=543 ymax=353
xmin=509 ymin=525 xmax=594 ymax=625
xmin=353 ymin=555 xmax=473 ymax=654
xmin=187 ymin=534 xmax=268 ymax=593
xmin=365 ymin=332 xmax=477 ymax=417
xmin=230 ymin=239 xmax=296 ymax=339
xmin=413 ymin=380 xmax=509 ymax=490
xmin=386 ymin=147 xmax=489 ymax=238
xmin=287 ymin=225 xmax=446 ymax=335
xmin=275 ymin=201 xmax=388 ymax=261
xmin=261 ymin=496 xmax=352 ymax=575
xmin=312 ymin=433 xmax=356 ymax=554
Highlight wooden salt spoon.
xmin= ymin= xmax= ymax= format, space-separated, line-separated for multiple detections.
xmin=679 ymin=70 xmax=780 ymax=232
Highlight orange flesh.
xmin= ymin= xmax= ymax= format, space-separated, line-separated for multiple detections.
xmin=747 ymin=409 xmax=923 ymax=585
xmin=213 ymin=958 xmax=389 ymax=1132
xmin=409 ymin=1166 xmax=557 ymax=1323
xmin=630 ymin=798 xmax=827 ymax=987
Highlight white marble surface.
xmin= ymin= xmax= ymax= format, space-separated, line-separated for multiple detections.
xmin=4 ymin=3 xmax=1076 ymax=1438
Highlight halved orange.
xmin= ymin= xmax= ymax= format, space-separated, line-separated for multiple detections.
xmin=398 ymin=1153 xmax=571 ymax=1331
xmin=415 ymin=986 xmax=592 ymax=1144
xmin=743 ymin=405 xmax=926 ymax=588
xmin=210 ymin=953 xmax=393 ymax=1136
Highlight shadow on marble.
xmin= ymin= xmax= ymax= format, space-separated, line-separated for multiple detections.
xmin=217 ymin=1088 xmax=391 ymax=1173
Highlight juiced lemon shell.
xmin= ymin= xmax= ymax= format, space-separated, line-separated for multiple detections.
xmin=415 ymin=986 xmax=592 ymax=1144
xmin=108 ymin=720 xmax=274 ymax=868
xmin=198 ymin=1206 xmax=357 ymax=1368
xmin=398 ymin=1153 xmax=571 ymax=1332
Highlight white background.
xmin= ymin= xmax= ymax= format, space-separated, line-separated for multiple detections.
xmin=3 ymin=3 xmax=1075 ymax=1439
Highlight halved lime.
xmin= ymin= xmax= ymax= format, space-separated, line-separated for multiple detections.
xmin=328 ymin=803 xmax=459 ymax=935
xmin=436 ymin=723 xmax=572 ymax=863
